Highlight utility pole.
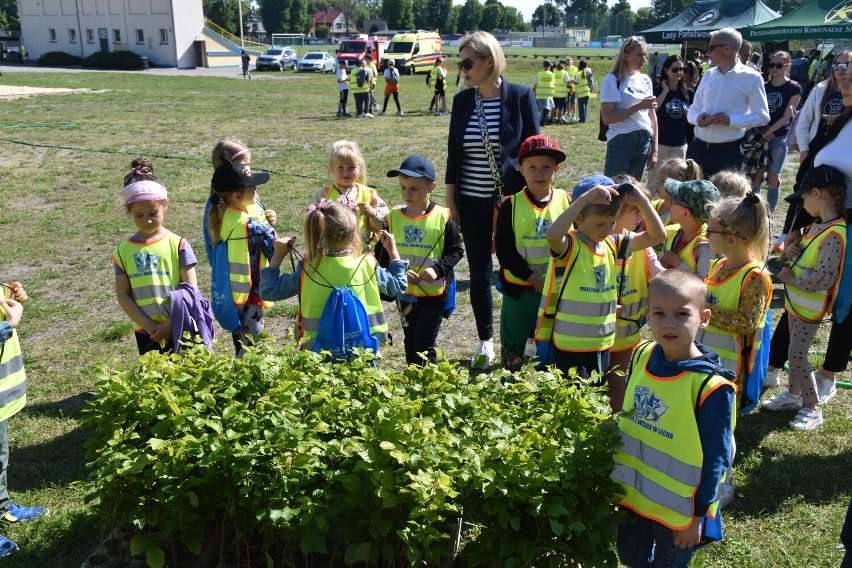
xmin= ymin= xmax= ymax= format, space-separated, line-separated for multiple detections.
xmin=238 ymin=0 xmax=245 ymax=49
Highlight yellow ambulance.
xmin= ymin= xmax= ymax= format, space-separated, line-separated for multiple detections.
xmin=380 ymin=31 xmax=442 ymax=75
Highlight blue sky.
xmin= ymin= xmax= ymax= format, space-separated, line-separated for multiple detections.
xmin=484 ymin=0 xmax=652 ymax=22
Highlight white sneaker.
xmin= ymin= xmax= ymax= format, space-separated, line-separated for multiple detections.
xmin=524 ymin=339 xmax=538 ymax=358
xmin=364 ymin=113 xmax=374 ymax=118
xmin=762 ymin=390 xmax=803 ymax=411
xmin=790 ymin=407 xmax=823 ymax=431
xmin=471 ymin=339 xmax=495 ymax=369
xmin=764 ymin=367 xmax=780 ymax=388
xmin=816 ymin=371 xmax=837 ymax=404
xmin=396 ymin=111 xmax=404 ymax=116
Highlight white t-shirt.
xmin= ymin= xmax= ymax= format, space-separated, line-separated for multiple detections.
xmin=383 ymin=67 xmax=399 ymax=84
xmin=600 ymin=71 xmax=654 ymax=141
xmin=814 ymin=119 xmax=852 ymax=209
xmin=336 ymin=67 xmax=348 ymax=91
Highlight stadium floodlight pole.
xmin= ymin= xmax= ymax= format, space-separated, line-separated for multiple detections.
xmin=238 ymin=0 xmax=245 ymax=49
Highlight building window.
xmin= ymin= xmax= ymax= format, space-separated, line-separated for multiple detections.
xmin=136 ymin=29 xmax=144 ymax=44
xmin=49 ymin=28 xmax=57 ymax=42
xmin=113 ymin=29 xmax=122 ymax=43
xmin=159 ymin=28 xmax=169 ymax=44
xmin=86 ymin=29 xmax=95 ymax=43
xmin=69 ymin=28 xmax=77 ymax=42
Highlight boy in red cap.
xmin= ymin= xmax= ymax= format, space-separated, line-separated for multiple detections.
xmin=495 ymin=135 xmax=570 ymax=371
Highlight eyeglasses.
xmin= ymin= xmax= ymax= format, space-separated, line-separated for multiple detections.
xmin=708 ymin=43 xmax=726 ymax=52
xmin=833 ymin=62 xmax=849 ymax=71
xmin=768 ymin=62 xmax=787 ymax=69
xmin=669 ymin=67 xmax=684 ymax=72
xmin=457 ymin=57 xmax=484 ymax=71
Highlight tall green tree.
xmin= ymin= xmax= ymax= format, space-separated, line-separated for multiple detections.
xmin=0 ymin=0 xmax=19 ymax=31
xmin=457 ymin=0 xmax=483 ymax=32
xmin=608 ymin=0 xmax=634 ymax=37
xmin=426 ymin=0 xmax=453 ymax=33
xmin=204 ymin=0 xmax=249 ymax=34
xmin=500 ymin=6 xmax=526 ymax=31
xmin=558 ymin=0 xmax=608 ymax=39
xmin=259 ymin=0 xmax=290 ymax=34
xmin=289 ymin=0 xmax=310 ymax=33
xmin=633 ymin=6 xmax=654 ymax=35
xmin=480 ymin=0 xmax=502 ymax=32
xmin=413 ymin=0 xmax=430 ymax=29
xmin=383 ymin=0 xmax=414 ymax=29
xmin=532 ymin=3 xmax=560 ymax=28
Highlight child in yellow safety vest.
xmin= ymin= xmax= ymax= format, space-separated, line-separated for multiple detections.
xmin=540 ymin=175 xmax=666 ymax=381
xmin=697 ymin=193 xmax=772 ymax=410
xmin=563 ymin=57 xmax=579 ymax=122
xmin=605 ymin=177 xmax=666 ymax=412
xmin=762 ymin=165 xmax=848 ymax=431
xmin=211 ymin=137 xmax=277 ymax=225
xmin=552 ymin=61 xmax=568 ymax=125
xmin=613 ymin=269 xmax=736 ymax=565
xmin=659 ymin=178 xmax=721 ymax=279
xmin=114 ymin=158 xmax=198 ymax=355
xmin=259 ymin=199 xmax=408 ymax=354
xmin=495 ymin=135 xmax=570 ymax=371
xmin=649 ymin=157 xmax=703 ymax=227
xmin=0 ymin=281 xmax=49 ymax=555
xmin=310 ymin=140 xmax=388 ymax=246
xmin=533 ymin=60 xmax=555 ymax=126
xmin=378 ymin=155 xmax=464 ymax=365
xmin=208 ymin=157 xmax=276 ymax=355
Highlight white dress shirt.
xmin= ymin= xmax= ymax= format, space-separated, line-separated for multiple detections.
xmin=687 ymin=62 xmax=770 ymax=143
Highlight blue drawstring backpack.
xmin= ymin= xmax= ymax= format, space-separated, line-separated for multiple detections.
xmin=442 ymin=269 xmax=457 ymax=319
xmin=313 ymin=284 xmax=379 ymax=361
xmin=204 ymin=198 xmax=241 ymax=334
xmin=832 ymin=224 xmax=852 ymax=325
xmin=740 ymin=310 xmax=772 ymax=415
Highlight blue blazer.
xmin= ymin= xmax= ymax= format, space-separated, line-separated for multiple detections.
xmin=445 ymin=79 xmax=540 ymax=198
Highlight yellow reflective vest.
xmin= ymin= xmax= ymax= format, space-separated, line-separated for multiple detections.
xmin=298 ymin=254 xmax=387 ymax=349
xmin=565 ymin=66 xmax=578 ymax=93
xmin=503 ymin=188 xmax=571 ymax=287
xmin=554 ymin=69 xmax=568 ymax=97
xmin=113 ymin=231 xmax=182 ymax=330
xmin=785 ymin=218 xmax=848 ymax=322
xmin=351 ymin=67 xmax=370 ymax=94
xmin=697 ymin=259 xmax=770 ymax=382
xmin=551 ymin=233 xmax=618 ymax=352
xmin=0 ymin=299 xmax=26 ymax=423
xmin=220 ymin=207 xmax=273 ymax=309
xmin=321 ymin=184 xmax=379 ymax=244
xmin=613 ymin=234 xmax=650 ymax=352
xmin=575 ymin=69 xmax=591 ymax=98
xmin=612 ymin=343 xmax=736 ymax=530
xmin=387 ymin=204 xmax=448 ymax=297
xmin=665 ymin=224 xmax=707 ymax=274
xmin=536 ymin=70 xmax=555 ymax=99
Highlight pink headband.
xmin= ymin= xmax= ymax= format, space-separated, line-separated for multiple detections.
xmin=123 ymin=180 xmax=168 ymax=206
xmin=231 ymin=149 xmax=249 ymax=160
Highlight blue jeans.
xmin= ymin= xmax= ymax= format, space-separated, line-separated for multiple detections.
xmin=605 ymin=129 xmax=651 ymax=180
xmin=617 ymin=511 xmax=696 ymax=568
xmin=765 ymin=134 xmax=789 ymax=210
xmin=578 ymin=96 xmax=589 ymax=122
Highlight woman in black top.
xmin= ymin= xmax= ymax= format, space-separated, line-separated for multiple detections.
xmin=648 ymin=55 xmax=693 ymax=194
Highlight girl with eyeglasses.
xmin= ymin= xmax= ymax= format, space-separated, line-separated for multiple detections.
xmin=648 ymin=55 xmax=694 ymax=194
xmin=794 ymin=49 xmax=850 ymax=164
xmin=600 ymin=36 xmax=659 ymax=181
xmin=749 ymin=51 xmax=802 ymax=212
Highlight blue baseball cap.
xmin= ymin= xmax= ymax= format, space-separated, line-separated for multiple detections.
xmin=572 ymin=175 xmax=615 ymax=201
xmin=387 ymin=154 xmax=436 ymax=182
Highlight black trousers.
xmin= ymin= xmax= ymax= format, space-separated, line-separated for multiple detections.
xmin=686 ymin=139 xmax=744 ymax=179
xmin=400 ymin=296 xmax=444 ymax=365
xmin=135 ymin=331 xmax=173 ymax=355
xmin=382 ymin=91 xmax=400 ymax=112
xmin=458 ymin=195 xmax=495 ymax=341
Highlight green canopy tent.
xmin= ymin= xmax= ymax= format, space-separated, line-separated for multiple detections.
xmin=640 ymin=0 xmax=781 ymax=42
xmin=743 ymin=0 xmax=852 ymax=39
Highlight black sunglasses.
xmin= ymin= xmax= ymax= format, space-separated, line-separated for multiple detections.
xmin=669 ymin=66 xmax=684 ymax=72
xmin=457 ymin=56 xmax=484 ymax=71
xmin=833 ymin=62 xmax=849 ymax=71
xmin=768 ymin=62 xmax=787 ymax=69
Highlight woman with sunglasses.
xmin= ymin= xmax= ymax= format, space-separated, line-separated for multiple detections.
xmin=749 ymin=51 xmax=802 ymax=212
xmin=600 ymin=36 xmax=658 ymax=180
xmin=647 ymin=55 xmax=694 ymax=194
xmin=445 ymin=31 xmax=539 ymax=368
xmin=794 ymin=50 xmax=850 ymax=164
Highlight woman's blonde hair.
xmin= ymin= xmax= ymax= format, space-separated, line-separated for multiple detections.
xmin=458 ymin=31 xmax=506 ymax=84
xmin=212 ymin=137 xmax=250 ymax=168
xmin=818 ymin=50 xmax=852 ymax=112
xmin=328 ymin=140 xmax=367 ymax=186
xmin=304 ymin=202 xmax=362 ymax=269
xmin=611 ymin=36 xmax=647 ymax=81
xmin=709 ymin=193 xmax=770 ymax=262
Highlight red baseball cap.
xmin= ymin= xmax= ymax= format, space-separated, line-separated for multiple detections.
xmin=518 ymin=135 xmax=566 ymax=164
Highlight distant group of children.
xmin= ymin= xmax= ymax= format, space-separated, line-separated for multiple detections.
xmin=533 ymin=57 xmax=596 ymax=126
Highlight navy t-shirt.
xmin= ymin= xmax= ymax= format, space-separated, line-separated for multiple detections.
xmin=653 ymin=84 xmax=694 ymax=147
xmin=765 ymin=80 xmax=802 ymax=137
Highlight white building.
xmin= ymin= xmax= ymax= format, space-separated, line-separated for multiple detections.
xmin=16 ymin=0 xmax=204 ymax=68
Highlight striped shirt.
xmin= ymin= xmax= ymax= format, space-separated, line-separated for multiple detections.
xmin=459 ymin=97 xmax=501 ymax=199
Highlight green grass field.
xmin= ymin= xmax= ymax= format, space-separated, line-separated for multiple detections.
xmin=0 ymin=57 xmax=849 ymax=566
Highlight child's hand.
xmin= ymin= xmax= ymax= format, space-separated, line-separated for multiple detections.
xmin=149 ymin=320 xmax=172 ymax=343
xmin=616 ymin=304 xmax=624 ymax=317
xmin=673 ymin=516 xmax=703 ymax=549
xmin=784 ymin=241 xmax=802 ymax=259
xmin=3 ymin=282 xmax=27 ymax=302
xmin=357 ymin=202 xmax=377 ymax=219
xmin=406 ymin=269 xmax=421 ymax=284
xmin=659 ymin=251 xmax=683 ymax=269
xmin=777 ymin=267 xmax=795 ymax=284
xmin=265 ymin=209 xmax=278 ymax=225
xmin=581 ymin=185 xmax=620 ymax=206
xmin=377 ymin=230 xmax=399 ymax=259
xmin=527 ymin=274 xmax=545 ymax=294
xmin=419 ymin=267 xmax=439 ymax=283
xmin=273 ymin=237 xmax=296 ymax=256
xmin=0 ymin=299 xmax=23 ymax=328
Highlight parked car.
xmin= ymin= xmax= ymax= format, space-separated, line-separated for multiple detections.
xmin=304 ymin=37 xmax=323 ymax=45
xmin=297 ymin=51 xmax=336 ymax=73
xmin=255 ymin=48 xmax=298 ymax=71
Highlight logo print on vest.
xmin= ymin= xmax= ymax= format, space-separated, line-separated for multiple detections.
xmin=403 ymin=225 xmax=426 ymax=244
xmin=534 ymin=218 xmax=552 ymax=238
xmin=707 ymin=293 xmax=719 ymax=306
xmin=633 ymin=385 xmax=669 ymax=423
xmin=134 ymin=251 xmax=161 ymax=273
xmin=616 ymin=271 xmax=627 ymax=294
xmin=593 ymin=265 xmax=608 ymax=289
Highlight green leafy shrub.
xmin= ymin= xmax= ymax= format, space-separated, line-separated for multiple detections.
xmin=82 ymin=50 xmax=145 ymax=70
xmin=84 ymin=345 xmax=622 ymax=567
xmin=36 ymin=51 xmax=82 ymax=66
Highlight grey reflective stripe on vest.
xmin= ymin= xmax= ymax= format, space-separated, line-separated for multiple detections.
xmin=697 ymin=329 xmax=738 ymax=358
xmin=529 ymin=263 xmax=549 ymax=276
xmin=616 ymin=320 xmax=641 ymax=338
xmin=302 ymin=316 xmax=320 ymax=332
xmin=557 ymin=298 xmax=615 ymax=317
xmin=611 ymin=463 xmax=695 ymax=519
xmin=618 ymin=431 xmax=702 ymax=486
xmin=399 ymin=253 xmax=431 ymax=268
xmin=553 ymin=318 xmax=616 ymax=337
xmin=140 ymin=303 xmax=170 ymax=319
xmin=786 ymin=289 xmax=827 ymax=313
xmin=301 ymin=311 xmax=385 ymax=332
xmin=0 ymin=354 xmax=24 ymax=384
xmin=621 ymin=297 xmax=647 ymax=319
xmin=131 ymin=284 xmax=176 ymax=302
xmin=517 ymin=246 xmax=551 ymax=261
xmin=229 ymin=262 xmax=251 ymax=276
xmin=369 ymin=312 xmax=387 ymax=328
xmin=229 ymin=281 xmax=252 ymax=294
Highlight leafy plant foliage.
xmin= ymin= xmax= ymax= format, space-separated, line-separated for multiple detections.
xmin=84 ymin=345 xmax=622 ymax=567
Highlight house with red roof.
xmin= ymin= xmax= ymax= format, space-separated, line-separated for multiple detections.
xmin=311 ymin=9 xmax=357 ymax=42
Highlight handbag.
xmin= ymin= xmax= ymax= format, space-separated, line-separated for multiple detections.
xmin=474 ymin=87 xmax=505 ymax=253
